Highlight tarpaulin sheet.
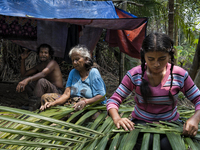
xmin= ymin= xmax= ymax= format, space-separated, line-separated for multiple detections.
xmin=105 ymin=8 xmax=147 ymax=59
xmin=0 ymin=0 xmax=148 ymax=58
xmin=0 ymin=0 xmax=147 ymax=30
xmin=0 ymin=0 xmax=118 ymax=19
xmin=11 ymin=20 xmax=69 ymax=57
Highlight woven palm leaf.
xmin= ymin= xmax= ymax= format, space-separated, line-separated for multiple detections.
xmin=0 ymin=102 xmax=200 ymax=150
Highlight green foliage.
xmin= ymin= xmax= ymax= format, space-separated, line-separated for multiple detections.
xmin=125 ymin=0 xmax=199 ymax=49
xmin=194 ymin=38 xmax=199 ymax=45
xmin=124 ymin=55 xmax=140 ymax=73
xmin=178 ymin=92 xmax=186 ymax=101
xmin=175 ymin=44 xmax=195 ymax=68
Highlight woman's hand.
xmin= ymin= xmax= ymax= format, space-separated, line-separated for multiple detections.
xmin=183 ymin=117 xmax=199 ymax=137
xmin=40 ymin=102 xmax=55 ymax=111
xmin=73 ymin=100 xmax=87 ymax=111
xmin=113 ymin=117 xmax=135 ymax=131
xmin=108 ymin=108 xmax=135 ymax=131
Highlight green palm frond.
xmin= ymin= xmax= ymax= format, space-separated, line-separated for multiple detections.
xmin=0 ymin=103 xmax=200 ymax=150
xmin=153 ymin=134 xmax=160 ymax=150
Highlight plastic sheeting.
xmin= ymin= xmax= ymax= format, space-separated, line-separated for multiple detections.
xmin=0 ymin=0 xmax=118 ymax=19
xmin=105 ymin=8 xmax=147 ymax=58
xmin=0 ymin=0 xmax=148 ymax=59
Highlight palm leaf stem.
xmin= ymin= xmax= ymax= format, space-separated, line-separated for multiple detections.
xmin=0 ymin=116 xmax=94 ymax=139
xmin=0 ymin=127 xmax=83 ymax=143
xmin=0 ymin=106 xmax=102 ymax=135
xmin=0 ymin=139 xmax=73 ymax=149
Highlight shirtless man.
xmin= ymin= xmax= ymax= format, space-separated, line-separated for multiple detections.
xmin=16 ymin=44 xmax=63 ymax=109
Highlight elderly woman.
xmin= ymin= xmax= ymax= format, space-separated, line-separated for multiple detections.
xmin=40 ymin=45 xmax=106 ymax=111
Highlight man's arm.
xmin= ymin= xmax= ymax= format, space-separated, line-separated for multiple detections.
xmin=16 ymin=60 xmax=56 ymax=92
xmin=29 ymin=60 xmax=56 ymax=82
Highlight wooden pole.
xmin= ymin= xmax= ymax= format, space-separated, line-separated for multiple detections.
xmin=119 ymin=0 xmax=127 ymax=84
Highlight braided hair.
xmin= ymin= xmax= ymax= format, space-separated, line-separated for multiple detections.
xmin=140 ymin=33 xmax=175 ymax=106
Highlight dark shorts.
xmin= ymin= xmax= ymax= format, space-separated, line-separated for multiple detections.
xmin=25 ymin=78 xmax=63 ymax=98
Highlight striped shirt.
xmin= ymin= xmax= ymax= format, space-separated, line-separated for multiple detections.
xmin=106 ymin=63 xmax=200 ymax=123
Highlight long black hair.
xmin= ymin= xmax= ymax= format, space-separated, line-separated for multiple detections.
xmin=140 ymin=32 xmax=175 ymax=106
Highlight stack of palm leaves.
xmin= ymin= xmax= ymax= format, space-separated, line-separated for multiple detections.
xmin=0 ymin=102 xmax=200 ymax=150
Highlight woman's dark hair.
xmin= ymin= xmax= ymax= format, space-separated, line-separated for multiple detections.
xmin=69 ymin=44 xmax=93 ymax=71
xmin=85 ymin=58 xmax=94 ymax=71
xmin=140 ymin=32 xmax=175 ymax=106
xmin=37 ymin=43 xmax=54 ymax=58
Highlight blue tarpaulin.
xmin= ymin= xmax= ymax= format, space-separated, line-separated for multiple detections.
xmin=0 ymin=0 xmax=148 ymax=59
xmin=0 ymin=0 xmax=118 ymax=19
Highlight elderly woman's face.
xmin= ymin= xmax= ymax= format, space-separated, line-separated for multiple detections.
xmin=71 ymin=52 xmax=86 ymax=71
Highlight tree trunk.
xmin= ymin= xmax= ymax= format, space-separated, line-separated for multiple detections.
xmin=189 ymin=34 xmax=200 ymax=80
xmin=119 ymin=0 xmax=127 ymax=83
xmin=168 ymin=0 xmax=177 ymax=64
xmin=168 ymin=0 xmax=178 ymax=64
xmin=174 ymin=2 xmax=179 ymax=47
xmin=168 ymin=0 xmax=174 ymax=40
xmin=194 ymin=69 xmax=200 ymax=89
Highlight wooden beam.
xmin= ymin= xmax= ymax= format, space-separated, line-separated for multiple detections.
xmin=119 ymin=0 xmax=127 ymax=84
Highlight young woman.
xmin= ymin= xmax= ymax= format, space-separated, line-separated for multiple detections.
xmin=107 ymin=33 xmax=200 ymax=150
xmin=40 ymin=45 xmax=106 ymax=111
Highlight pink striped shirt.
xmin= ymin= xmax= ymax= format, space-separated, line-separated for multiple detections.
xmin=107 ymin=63 xmax=200 ymax=122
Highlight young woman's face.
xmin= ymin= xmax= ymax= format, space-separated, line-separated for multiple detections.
xmin=145 ymin=51 xmax=170 ymax=74
xmin=71 ymin=52 xmax=86 ymax=71
xmin=39 ymin=48 xmax=50 ymax=62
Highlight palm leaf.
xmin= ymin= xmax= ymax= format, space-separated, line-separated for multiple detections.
xmin=122 ymin=129 xmax=140 ymax=150
xmin=0 ymin=115 xmax=95 ymax=139
xmin=118 ymin=133 xmax=129 ymax=150
xmin=166 ymin=132 xmax=185 ymax=150
xmin=0 ymin=139 xmax=73 ymax=149
xmin=95 ymin=134 xmax=111 ymax=150
xmin=184 ymin=137 xmax=199 ymax=150
xmin=0 ymin=127 xmax=82 ymax=143
xmin=153 ymin=134 xmax=160 ymax=150
xmin=109 ymin=133 xmax=120 ymax=150
xmin=0 ymin=103 xmax=200 ymax=149
xmin=141 ymin=133 xmax=150 ymax=150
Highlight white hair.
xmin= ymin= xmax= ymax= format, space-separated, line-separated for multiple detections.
xmin=69 ymin=45 xmax=91 ymax=59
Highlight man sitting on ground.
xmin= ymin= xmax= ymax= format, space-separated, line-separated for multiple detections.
xmin=16 ymin=44 xmax=63 ymax=110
